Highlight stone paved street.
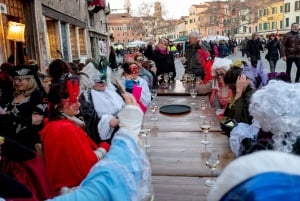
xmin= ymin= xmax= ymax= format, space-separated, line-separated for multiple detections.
xmin=174 ymin=51 xmax=297 ymax=82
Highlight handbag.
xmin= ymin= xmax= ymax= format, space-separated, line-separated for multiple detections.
xmin=220 ymin=119 xmax=237 ymax=137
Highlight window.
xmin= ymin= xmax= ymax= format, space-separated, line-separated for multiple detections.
xmin=258 ymin=9 xmax=262 ymax=16
xmin=296 ymin=1 xmax=300 ymax=11
xmin=272 ymin=7 xmax=277 ymax=14
xmin=243 ymin=26 xmax=247 ymax=33
xmin=259 ymin=23 xmax=262 ymax=31
xmin=263 ymin=8 xmax=269 ymax=16
xmin=272 ymin=22 xmax=277 ymax=30
xmin=89 ymin=13 xmax=94 ymax=27
xmin=285 ymin=18 xmax=289 ymax=27
xmin=280 ymin=6 xmax=283 ymax=13
xmin=280 ymin=21 xmax=283 ymax=29
xmin=285 ymin=3 xmax=290 ymax=12
xmin=78 ymin=28 xmax=87 ymax=55
xmin=263 ymin=22 xmax=269 ymax=30
xmin=297 ymin=16 xmax=300 ymax=24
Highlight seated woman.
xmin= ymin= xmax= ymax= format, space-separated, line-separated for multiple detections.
xmin=0 ymin=64 xmax=47 ymax=150
xmin=134 ymin=53 xmax=154 ymax=89
xmin=120 ymin=62 xmax=151 ymax=113
xmin=79 ymin=76 xmax=125 ymax=144
xmin=222 ymin=66 xmax=254 ymax=125
xmin=229 ymin=80 xmax=300 ymax=157
xmin=45 ymin=93 xmax=152 ymax=201
xmin=40 ymin=74 xmax=110 ymax=193
xmin=195 ymin=57 xmax=232 ymax=119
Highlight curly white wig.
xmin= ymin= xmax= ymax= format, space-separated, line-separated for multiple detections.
xmin=249 ymin=80 xmax=300 ymax=152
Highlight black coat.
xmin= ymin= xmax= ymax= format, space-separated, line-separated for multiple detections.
xmin=265 ymin=39 xmax=281 ymax=60
xmin=246 ymin=39 xmax=264 ymax=61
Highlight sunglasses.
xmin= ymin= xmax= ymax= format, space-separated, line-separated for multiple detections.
xmin=216 ymin=72 xmax=225 ymax=77
xmin=95 ymin=80 xmax=105 ymax=84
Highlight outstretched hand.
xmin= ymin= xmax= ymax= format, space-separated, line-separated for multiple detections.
xmin=121 ymin=92 xmax=139 ymax=107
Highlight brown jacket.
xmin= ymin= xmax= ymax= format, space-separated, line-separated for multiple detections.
xmin=280 ymin=31 xmax=300 ymax=58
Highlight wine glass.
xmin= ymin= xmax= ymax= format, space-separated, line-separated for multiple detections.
xmin=168 ymin=72 xmax=174 ymax=83
xmin=190 ymin=88 xmax=197 ymax=105
xmin=190 ymin=73 xmax=195 ymax=85
xmin=140 ymin=128 xmax=151 ymax=150
xmin=199 ymin=98 xmax=207 ymax=110
xmin=150 ymin=101 xmax=158 ymax=121
xmin=151 ymin=89 xmax=157 ymax=100
xmin=201 ymin=119 xmax=211 ymax=145
xmin=205 ymin=152 xmax=220 ymax=187
xmin=163 ymin=73 xmax=170 ymax=88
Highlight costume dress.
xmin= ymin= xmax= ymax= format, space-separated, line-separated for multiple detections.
xmin=40 ymin=119 xmax=101 ymax=192
xmin=0 ymin=89 xmax=47 ymax=150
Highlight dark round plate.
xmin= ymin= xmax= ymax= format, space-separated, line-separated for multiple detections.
xmin=159 ymin=104 xmax=191 ymax=114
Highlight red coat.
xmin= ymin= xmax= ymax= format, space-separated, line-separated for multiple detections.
xmin=40 ymin=119 xmax=99 ymax=192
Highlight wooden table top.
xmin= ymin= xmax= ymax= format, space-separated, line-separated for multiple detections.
xmin=152 ymin=176 xmax=212 ymax=201
xmin=143 ymin=96 xmax=222 ymax=132
xmin=144 ymin=131 xmax=234 ymax=176
xmin=142 ymin=94 xmax=234 ymax=201
xmin=157 ymin=80 xmax=207 ymax=96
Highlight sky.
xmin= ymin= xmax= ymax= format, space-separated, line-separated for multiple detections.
xmin=108 ymin=0 xmax=206 ymax=19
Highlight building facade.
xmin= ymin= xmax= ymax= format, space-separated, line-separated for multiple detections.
xmin=0 ymin=0 xmax=110 ymax=72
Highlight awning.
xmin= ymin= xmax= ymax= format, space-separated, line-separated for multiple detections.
xmin=173 ymin=35 xmax=188 ymax=42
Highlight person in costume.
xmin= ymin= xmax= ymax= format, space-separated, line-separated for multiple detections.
xmin=120 ymin=62 xmax=151 ymax=113
xmin=79 ymin=75 xmax=125 ymax=144
xmin=195 ymin=57 xmax=233 ymax=119
xmin=40 ymin=74 xmax=110 ymax=193
xmin=0 ymin=64 xmax=48 ymax=150
xmin=222 ymin=65 xmax=254 ymax=125
xmin=208 ymin=151 xmax=300 ymax=201
xmin=229 ymin=80 xmax=300 ymax=157
xmin=45 ymin=93 xmax=153 ymax=201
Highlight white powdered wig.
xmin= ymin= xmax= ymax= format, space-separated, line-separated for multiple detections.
xmin=207 ymin=151 xmax=300 ymax=201
xmin=249 ymin=80 xmax=300 ymax=152
xmin=211 ymin=57 xmax=232 ymax=76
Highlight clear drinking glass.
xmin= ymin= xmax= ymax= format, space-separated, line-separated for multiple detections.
xmin=190 ymin=88 xmax=197 ymax=105
xmin=151 ymin=89 xmax=157 ymax=100
xmin=201 ymin=119 xmax=211 ymax=145
xmin=205 ymin=153 xmax=220 ymax=187
xmin=190 ymin=73 xmax=195 ymax=85
xmin=150 ymin=101 xmax=158 ymax=121
xmin=140 ymin=128 xmax=151 ymax=150
xmin=163 ymin=73 xmax=170 ymax=88
xmin=200 ymin=98 xmax=207 ymax=110
xmin=168 ymin=72 xmax=174 ymax=83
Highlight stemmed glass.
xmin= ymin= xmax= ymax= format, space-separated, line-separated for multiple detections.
xmin=150 ymin=101 xmax=158 ymax=121
xmin=151 ymin=89 xmax=157 ymax=100
xmin=140 ymin=128 xmax=151 ymax=150
xmin=168 ymin=72 xmax=174 ymax=83
xmin=190 ymin=88 xmax=197 ymax=105
xmin=201 ymin=119 xmax=211 ymax=145
xmin=199 ymin=98 xmax=207 ymax=110
xmin=163 ymin=73 xmax=170 ymax=87
xmin=205 ymin=152 xmax=220 ymax=187
xmin=190 ymin=73 xmax=195 ymax=85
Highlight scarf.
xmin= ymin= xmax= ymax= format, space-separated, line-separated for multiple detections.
xmin=154 ymin=46 xmax=169 ymax=55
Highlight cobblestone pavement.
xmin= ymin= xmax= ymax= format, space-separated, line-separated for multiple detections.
xmin=174 ymin=51 xmax=297 ymax=82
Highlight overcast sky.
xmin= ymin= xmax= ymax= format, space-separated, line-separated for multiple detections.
xmin=108 ymin=0 xmax=207 ymax=19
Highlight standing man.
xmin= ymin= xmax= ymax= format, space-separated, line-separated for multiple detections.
xmin=182 ymin=31 xmax=205 ymax=78
xmin=280 ymin=22 xmax=300 ymax=82
xmin=246 ymin=32 xmax=264 ymax=63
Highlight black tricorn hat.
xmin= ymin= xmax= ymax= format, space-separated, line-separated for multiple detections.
xmin=9 ymin=64 xmax=38 ymax=77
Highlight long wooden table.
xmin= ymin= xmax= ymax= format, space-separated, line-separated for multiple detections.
xmin=157 ymin=80 xmax=208 ymax=96
xmin=143 ymin=96 xmax=221 ymax=132
xmin=142 ymin=95 xmax=234 ymax=201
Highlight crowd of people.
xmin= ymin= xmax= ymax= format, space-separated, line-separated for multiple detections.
xmin=0 ymin=22 xmax=300 ymax=200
